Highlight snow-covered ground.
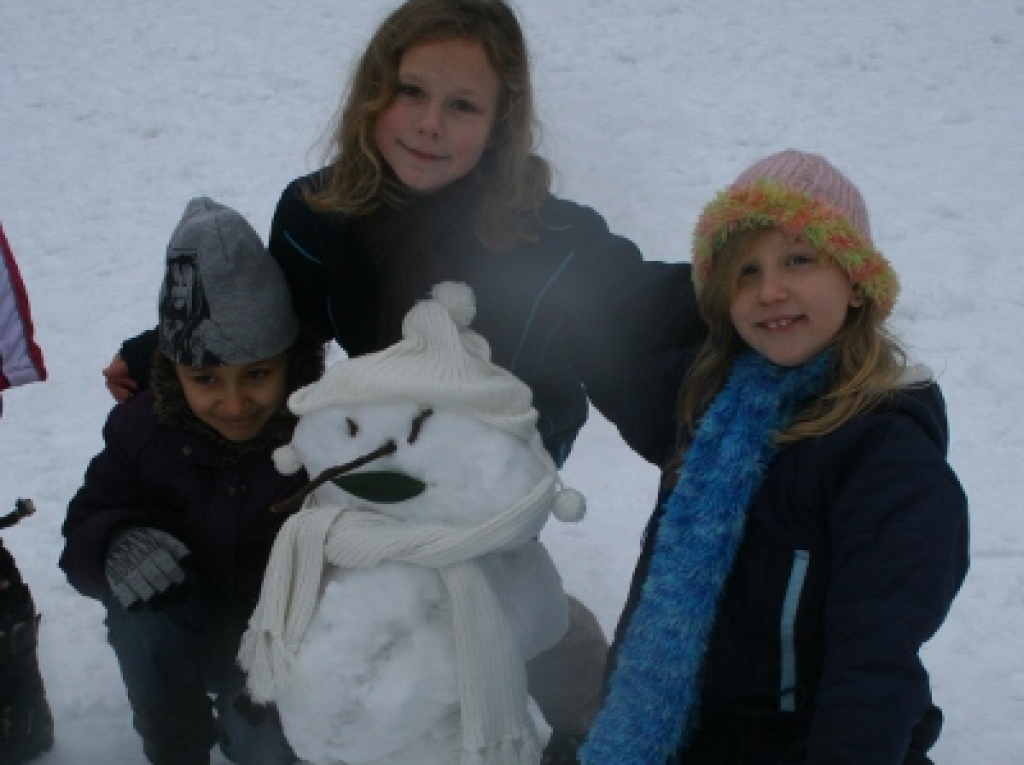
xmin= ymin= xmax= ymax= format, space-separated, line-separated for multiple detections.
xmin=2 ymin=0 xmax=1022 ymax=761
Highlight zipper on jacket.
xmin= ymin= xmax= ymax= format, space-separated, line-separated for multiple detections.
xmin=779 ymin=549 xmax=810 ymax=712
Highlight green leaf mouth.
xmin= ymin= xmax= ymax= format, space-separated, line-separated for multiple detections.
xmin=330 ymin=471 xmax=427 ymax=503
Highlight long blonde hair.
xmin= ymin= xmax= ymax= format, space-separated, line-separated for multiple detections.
xmin=308 ymin=0 xmax=550 ymax=250
xmin=680 ymin=228 xmax=909 ymax=445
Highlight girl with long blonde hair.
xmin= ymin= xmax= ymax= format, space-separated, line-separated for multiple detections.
xmin=583 ymin=150 xmax=969 ymax=765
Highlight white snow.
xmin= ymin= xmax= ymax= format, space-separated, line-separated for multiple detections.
xmin=1 ymin=0 xmax=1022 ymax=761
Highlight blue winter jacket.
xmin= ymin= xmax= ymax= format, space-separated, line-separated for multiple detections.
xmin=608 ymin=350 xmax=970 ymax=764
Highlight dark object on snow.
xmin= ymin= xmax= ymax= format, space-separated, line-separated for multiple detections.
xmin=0 ymin=500 xmax=35 ymax=531
xmin=0 ymin=526 xmax=55 ymax=765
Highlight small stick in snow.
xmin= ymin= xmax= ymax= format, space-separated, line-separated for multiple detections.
xmin=0 ymin=498 xmax=36 ymax=530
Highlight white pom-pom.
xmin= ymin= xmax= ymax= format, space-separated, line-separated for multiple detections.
xmin=551 ymin=487 xmax=586 ymax=522
xmin=272 ymin=444 xmax=304 ymax=475
xmin=431 ymin=281 xmax=476 ymax=329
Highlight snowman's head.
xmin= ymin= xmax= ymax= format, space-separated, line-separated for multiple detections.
xmin=272 ymin=282 xmax=584 ymax=526
xmin=278 ymin=401 xmax=552 ymax=527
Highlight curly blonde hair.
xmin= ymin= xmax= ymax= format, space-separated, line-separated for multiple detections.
xmin=308 ymin=0 xmax=550 ymax=250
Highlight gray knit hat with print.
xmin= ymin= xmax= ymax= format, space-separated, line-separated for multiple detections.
xmin=157 ymin=197 xmax=298 ymax=368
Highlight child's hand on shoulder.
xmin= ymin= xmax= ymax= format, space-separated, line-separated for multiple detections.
xmin=102 ymin=354 xmax=137 ymax=402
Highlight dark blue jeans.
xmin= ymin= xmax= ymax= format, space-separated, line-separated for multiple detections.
xmin=105 ymin=579 xmax=294 ymax=765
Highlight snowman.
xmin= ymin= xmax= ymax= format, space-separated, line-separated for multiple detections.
xmin=238 ymin=282 xmax=586 ymax=765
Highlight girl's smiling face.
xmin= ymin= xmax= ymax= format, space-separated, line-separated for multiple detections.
xmin=176 ymin=355 xmax=289 ymax=442
xmin=729 ymin=230 xmax=862 ymax=367
xmin=374 ymin=38 xmax=500 ymax=194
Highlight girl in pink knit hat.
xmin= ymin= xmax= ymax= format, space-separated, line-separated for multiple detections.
xmin=581 ymin=150 xmax=969 ymax=765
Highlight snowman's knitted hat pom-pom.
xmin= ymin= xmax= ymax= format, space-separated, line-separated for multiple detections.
xmin=273 ymin=443 xmax=304 ymax=475
xmin=431 ymin=281 xmax=475 ymax=329
xmin=552 ymin=487 xmax=586 ymax=523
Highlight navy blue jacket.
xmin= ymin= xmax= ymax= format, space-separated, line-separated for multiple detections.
xmin=267 ymin=170 xmax=704 ymax=464
xmin=60 ymin=391 xmax=308 ymax=606
xmin=609 ymin=350 xmax=970 ymax=764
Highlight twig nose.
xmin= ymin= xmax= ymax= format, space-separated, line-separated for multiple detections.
xmin=271 ymin=440 xmax=398 ymax=514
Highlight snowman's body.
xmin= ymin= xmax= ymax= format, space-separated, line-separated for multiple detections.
xmin=255 ymin=402 xmax=571 ymax=765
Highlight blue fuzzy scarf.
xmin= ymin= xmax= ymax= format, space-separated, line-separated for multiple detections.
xmin=580 ymin=350 xmax=831 ymax=765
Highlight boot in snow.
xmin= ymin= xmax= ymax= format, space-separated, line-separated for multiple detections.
xmin=129 ymin=684 xmax=216 ymax=765
xmin=0 ymin=542 xmax=55 ymax=765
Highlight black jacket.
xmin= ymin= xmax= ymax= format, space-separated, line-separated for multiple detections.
xmin=267 ymin=170 xmax=704 ymax=462
xmin=609 ymin=350 xmax=970 ymax=764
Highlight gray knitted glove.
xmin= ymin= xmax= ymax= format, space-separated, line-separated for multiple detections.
xmin=104 ymin=527 xmax=190 ymax=608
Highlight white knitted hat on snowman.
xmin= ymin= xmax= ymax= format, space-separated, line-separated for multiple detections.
xmin=274 ymin=281 xmax=584 ymax=522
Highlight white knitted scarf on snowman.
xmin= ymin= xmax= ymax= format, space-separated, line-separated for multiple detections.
xmin=239 ymin=473 xmax=561 ymax=765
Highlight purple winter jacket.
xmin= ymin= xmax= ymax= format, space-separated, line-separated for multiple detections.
xmin=60 ymin=390 xmax=308 ymax=607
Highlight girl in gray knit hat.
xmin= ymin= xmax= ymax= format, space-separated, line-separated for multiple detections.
xmin=61 ymin=198 xmax=324 ymax=765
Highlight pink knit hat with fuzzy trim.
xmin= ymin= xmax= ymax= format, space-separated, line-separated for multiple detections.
xmin=692 ymin=150 xmax=899 ymax=316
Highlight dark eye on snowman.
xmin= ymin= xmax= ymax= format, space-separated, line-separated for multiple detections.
xmin=408 ymin=408 xmax=434 ymax=444
xmin=346 ymin=418 xmax=359 ymax=437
